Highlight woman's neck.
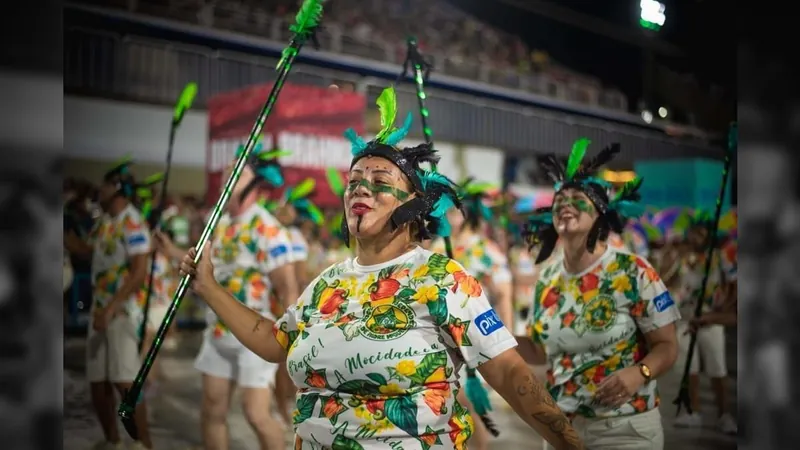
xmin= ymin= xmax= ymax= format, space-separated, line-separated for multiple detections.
xmin=562 ymin=237 xmax=607 ymax=274
xmin=356 ymin=229 xmax=416 ymax=266
xmin=228 ymin=191 xmax=259 ymax=218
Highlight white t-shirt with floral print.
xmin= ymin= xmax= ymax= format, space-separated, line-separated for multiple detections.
xmin=274 ymin=247 xmax=517 ymax=449
xmin=528 ymin=247 xmax=680 ymax=419
xmin=90 ymin=203 xmax=152 ymax=327
xmin=208 ymin=202 xmax=294 ymax=346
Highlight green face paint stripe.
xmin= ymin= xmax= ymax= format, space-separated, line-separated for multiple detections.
xmin=553 ymin=198 xmax=594 ymax=213
xmin=346 ymin=179 xmax=410 ymax=201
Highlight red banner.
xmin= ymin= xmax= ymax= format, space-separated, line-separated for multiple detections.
xmin=206 ymin=83 xmax=365 ymax=207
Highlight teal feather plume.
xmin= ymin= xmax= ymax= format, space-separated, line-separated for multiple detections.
xmin=344 ymin=128 xmax=368 ymax=156
xmin=384 ymin=112 xmax=413 ymax=146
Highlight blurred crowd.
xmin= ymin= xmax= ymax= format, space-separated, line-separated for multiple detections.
xmin=96 ymin=0 xmax=616 ymax=107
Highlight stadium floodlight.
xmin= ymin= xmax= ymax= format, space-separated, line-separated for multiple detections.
xmin=639 ymin=0 xmax=666 ymax=31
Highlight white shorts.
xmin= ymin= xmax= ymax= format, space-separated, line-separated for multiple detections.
xmin=145 ymin=304 xmax=170 ymax=332
xmin=545 ymin=407 xmax=664 ymax=450
xmin=194 ymin=333 xmax=278 ymax=388
xmin=676 ymin=322 xmax=728 ymax=378
xmin=86 ymin=313 xmax=142 ymax=383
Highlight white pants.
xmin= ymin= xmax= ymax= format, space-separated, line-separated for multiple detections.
xmin=544 ymin=408 xmax=664 ymax=450
xmin=676 ymin=322 xmax=728 ymax=378
xmin=86 ymin=314 xmax=142 ymax=383
xmin=145 ymin=304 xmax=170 ymax=332
xmin=194 ymin=333 xmax=278 ymax=388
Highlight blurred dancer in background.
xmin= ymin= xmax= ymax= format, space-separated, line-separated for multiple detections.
xmin=65 ymin=160 xmax=154 ymax=450
xmin=270 ymin=178 xmax=325 ymax=426
xmin=155 ymin=145 xmax=299 ymax=450
xmin=672 ymin=214 xmax=738 ymax=434
xmin=431 ymin=178 xmax=513 ymax=450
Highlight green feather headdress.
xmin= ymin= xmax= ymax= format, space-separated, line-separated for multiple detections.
xmin=524 ymin=139 xmax=645 ymax=262
xmin=281 ymin=178 xmax=324 ymax=225
xmin=103 ymin=155 xmax=136 ymax=198
xmin=339 ymin=86 xmax=462 ymax=246
xmin=234 ymin=136 xmax=291 ymax=188
xmin=457 ymin=177 xmax=496 ymax=226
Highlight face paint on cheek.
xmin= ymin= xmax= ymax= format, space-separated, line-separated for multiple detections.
xmin=574 ymin=199 xmax=594 ymax=213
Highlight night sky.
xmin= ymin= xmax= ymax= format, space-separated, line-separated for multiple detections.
xmin=445 ymin=0 xmax=735 ymax=109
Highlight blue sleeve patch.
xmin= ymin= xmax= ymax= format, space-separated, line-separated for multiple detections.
xmin=269 ymin=245 xmax=289 ymax=259
xmin=292 ymin=245 xmax=307 ymax=253
xmin=475 ymin=309 xmax=504 ymax=336
xmin=653 ymin=291 xmax=675 ymax=312
xmin=127 ymin=234 xmax=147 ymax=246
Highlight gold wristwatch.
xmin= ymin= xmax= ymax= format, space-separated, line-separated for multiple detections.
xmin=638 ymin=363 xmax=652 ymax=382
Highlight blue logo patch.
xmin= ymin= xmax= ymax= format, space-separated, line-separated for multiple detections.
xmin=127 ymin=234 xmax=147 ymax=246
xmin=269 ymin=245 xmax=289 ymax=258
xmin=653 ymin=291 xmax=675 ymax=313
xmin=292 ymin=245 xmax=307 ymax=253
xmin=475 ymin=309 xmax=504 ymax=336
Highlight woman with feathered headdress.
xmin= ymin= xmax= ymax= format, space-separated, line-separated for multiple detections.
xmin=178 ymin=86 xmax=584 ymax=449
xmin=517 ymin=139 xmax=680 ymax=450
xmin=155 ymin=143 xmax=299 ymax=448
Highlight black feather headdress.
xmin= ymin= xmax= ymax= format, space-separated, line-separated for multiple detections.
xmin=523 ymin=138 xmax=645 ymax=263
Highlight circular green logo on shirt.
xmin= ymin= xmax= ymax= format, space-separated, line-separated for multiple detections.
xmin=582 ymin=294 xmax=617 ymax=332
xmin=361 ymin=302 xmax=416 ymax=341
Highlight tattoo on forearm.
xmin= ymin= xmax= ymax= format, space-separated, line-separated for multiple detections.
xmin=515 ymin=373 xmax=584 ymax=450
xmin=253 ymin=318 xmax=268 ymax=333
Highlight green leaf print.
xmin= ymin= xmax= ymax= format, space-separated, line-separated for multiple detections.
xmin=294 ymin=393 xmax=319 ymax=425
xmin=426 ymin=253 xmax=450 ymax=281
xmin=311 ymin=278 xmax=328 ymax=307
xmin=395 ymin=287 xmax=417 ymax=302
xmin=366 ymin=373 xmax=388 ymax=386
xmin=615 ymin=253 xmax=632 ymax=271
xmin=409 ymin=351 xmax=448 ymax=385
xmin=378 ymin=264 xmax=398 ymax=280
xmin=384 ymin=396 xmax=419 ymax=437
xmin=575 ymin=404 xmax=597 ymax=418
xmin=427 ymin=296 xmax=448 ymax=327
xmin=337 ymin=379 xmax=382 ymax=395
xmin=332 ymin=434 xmax=365 ymax=450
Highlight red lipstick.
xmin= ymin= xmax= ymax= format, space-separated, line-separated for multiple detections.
xmin=351 ymin=203 xmax=371 ymax=215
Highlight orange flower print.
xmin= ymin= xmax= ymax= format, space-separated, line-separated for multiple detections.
xmin=321 ymin=396 xmax=346 ymax=423
xmin=255 ymin=249 xmax=266 ymax=263
xmin=213 ymin=321 xmax=228 ymax=338
xmin=453 ymin=271 xmax=482 ymax=297
xmin=448 ymin=411 xmax=472 ymax=449
xmin=391 ymin=267 xmax=410 ymax=279
xmin=630 ymin=395 xmax=648 ymax=412
xmin=122 ymin=216 xmax=142 ymax=231
xmin=629 ymin=300 xmax=646 ymax=318
xmin=635 ymin=257 xmax=660 ymax=282
xmin=561 ymin=310 xmax=577 ymax=328
xmin=423 ymin=383 xmax=451 ymax=415
xmin=304 ymin=369 xmax=327 ymax=388
xmin=294 ymin=435 xmax=303 ymax=450
xmin=272 ymin=325 xmax=289 ymax=349
xmin=448 ymin=323 xmax=467 ymax=346
xmin=419 ymin=431 xmax=440 ymax=448
xmin=558 ymin=354 xmax=574 ymax=370
xmin=564 ymin=380 xmax=579 ymax=396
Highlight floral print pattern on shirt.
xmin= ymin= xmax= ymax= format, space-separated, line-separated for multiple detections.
xmin=274 ymin=247 xmax=517 ymax=449
xmin=90 ymin=204 xmax=152 ymax=326
xmin=528 ymin=247 xmax=680 ymax=418
xmin=208 ymin=202 xmax=294 ymax=340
